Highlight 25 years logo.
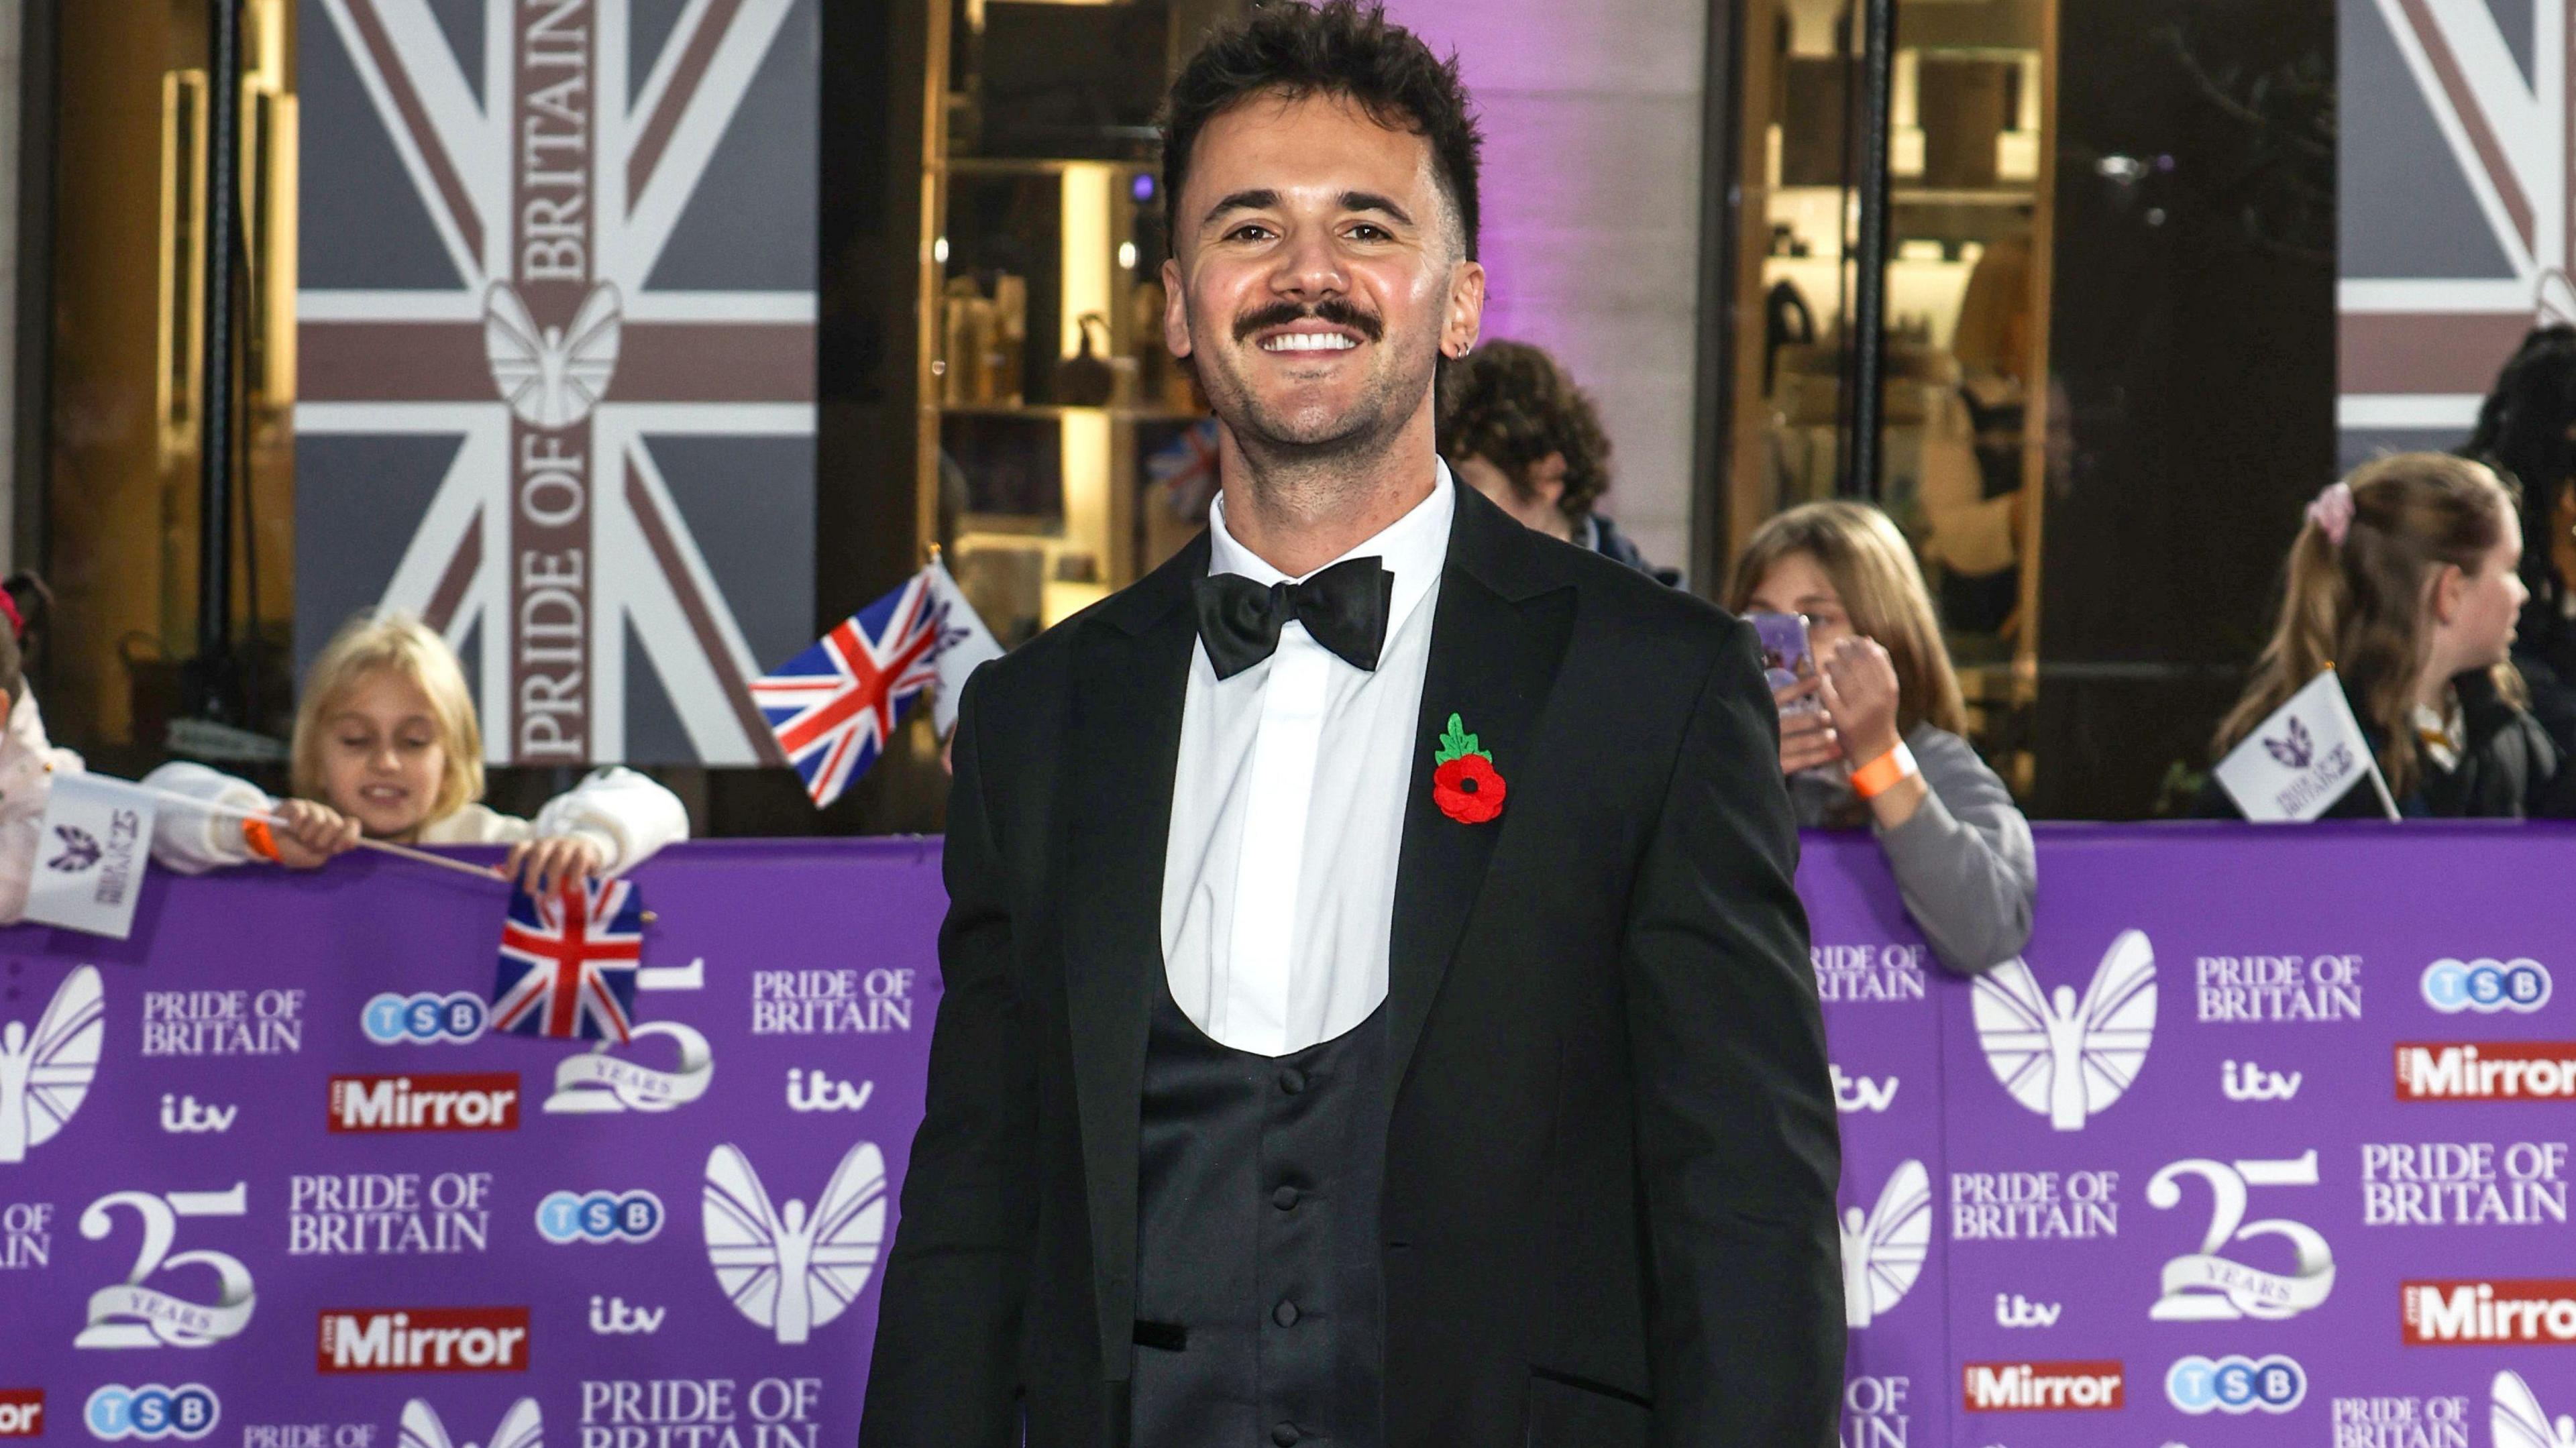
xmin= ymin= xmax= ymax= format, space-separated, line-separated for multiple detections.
xmin=74 ymin=1186 xmax=256 ymax=1348
xmin=545 ymin=961 xmax=712 ymax=1113
xmin=2146 ymin=1152 xmax=2334 ymax=1321
xmin=1972 ymin=931 xmax=2156 ymax=1131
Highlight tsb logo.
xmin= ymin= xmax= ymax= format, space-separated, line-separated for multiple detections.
xmin=362 ymin=993 xmax=488 ymax=1045
xmin=0 ymin=1390 xmax=38 ymax=1439
xmin=85 ymin=1385 xmax=217 ymax=1441
xmin=2422 ymin=958 xmax=2552 ymax=1013
xmin=536 ymin=1190 xmax=663 ymax=1244
xmin=2165 ymin=1354 xmax=2306 ymax=1414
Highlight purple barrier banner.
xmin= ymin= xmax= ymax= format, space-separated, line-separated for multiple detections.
xmin=11 ymin=826 xmax=2573 ymax=1448
xmin=0 ymin=840 xmax=942 ymax=1446
xmin=1813 ymin=823 xmax=2576 ymax=1448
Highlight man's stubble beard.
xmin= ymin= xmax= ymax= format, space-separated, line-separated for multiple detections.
xmin=1193 ymin=323 xmax=1437 ymax=471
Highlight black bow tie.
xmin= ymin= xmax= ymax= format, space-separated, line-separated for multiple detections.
xmin=1192 ymin=557 xmax=1394 ymax=679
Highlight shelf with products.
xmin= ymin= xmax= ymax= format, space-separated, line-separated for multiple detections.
xmin=923 ymin=148 xmax=1208 ymax=651
xmin=917 ymin=0 xmax=1256 ymax=651
xmin=1727 ymin=0 xmax=2057 ymax=793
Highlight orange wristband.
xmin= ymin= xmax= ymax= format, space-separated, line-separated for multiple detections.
xmin=1850 ymin=742 xmax=1919 ymax=800
xmin=241 ymin=817 xmax=281 ymax=862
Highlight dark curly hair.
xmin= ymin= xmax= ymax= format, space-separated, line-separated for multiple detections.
xmin=1437 ymin=341 xmax=1613 ymax=519
xmin=2465 ymin=324 xmax=2576 ymax=615
xmin=1163 ymin=1 xmax=1483 ymax=260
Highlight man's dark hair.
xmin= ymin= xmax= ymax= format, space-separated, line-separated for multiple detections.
xmin=1438 ymin=341 xmax=1613 ymax=518
xmin=1163 ymin=1 xmax=1483 ymax=260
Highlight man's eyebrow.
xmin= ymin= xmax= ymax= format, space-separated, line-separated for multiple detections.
xmin=1339 ymin=190 xmax=1414 ymax=226
xmin=1201 ymin=188 xmax=1281 ymax=226
xmin=1197 ymin=188 xmax=1418 ymax=229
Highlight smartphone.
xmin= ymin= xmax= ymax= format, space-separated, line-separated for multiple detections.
xmin=1752 ymin=612 xmax=1822 ymax=716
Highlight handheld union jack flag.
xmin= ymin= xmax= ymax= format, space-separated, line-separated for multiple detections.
xmin=751 ymin=574 xmax=943 ymax=808
xmin=1148 ymin=417 xmax=1222 ymax=522
xmin=492 ymin=878 xmax=646 ymax=1044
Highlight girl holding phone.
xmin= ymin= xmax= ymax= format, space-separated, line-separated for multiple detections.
xmin=1730 ymin=501 xmax=2035 ymax=977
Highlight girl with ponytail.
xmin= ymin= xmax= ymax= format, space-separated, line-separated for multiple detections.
xmin=2202 ymin=453 xmax=2575 ymax=817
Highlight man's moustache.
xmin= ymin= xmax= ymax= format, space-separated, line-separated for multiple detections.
xmin=1232 ymin=300 xmax=1385 ymax=343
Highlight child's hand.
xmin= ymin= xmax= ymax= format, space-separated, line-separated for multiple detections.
xmin=505 ymin=834 xmax=606 ymax=900
xmin=270 ymin=799 xmax=362 ymax=869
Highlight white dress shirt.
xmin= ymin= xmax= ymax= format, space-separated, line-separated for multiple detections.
xmin=1159 ymin=465 xmax=1457 ymax=1057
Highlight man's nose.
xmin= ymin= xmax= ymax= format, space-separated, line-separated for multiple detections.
xmin=1270 ymin=224 xmax=1347 ymax=298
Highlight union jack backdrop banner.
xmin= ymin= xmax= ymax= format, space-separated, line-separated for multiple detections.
xmin=296 ymin=0 xmax=816 ymax=765
xmin=2339 ymin=0 xmax=2575 ymax=463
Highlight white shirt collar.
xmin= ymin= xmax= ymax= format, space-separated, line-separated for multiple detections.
xmin=1206 ymin=459 xmax=1456 ymax=640
xmin=2412 ymin=699 xmax=2465 ymax=773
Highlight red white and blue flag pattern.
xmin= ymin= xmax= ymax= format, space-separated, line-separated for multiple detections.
xmin=295 ymin=0 xmax=817 ymax=767
xmin=2340 ymin=0 xmax=2576 ymax=453
xmin=493 ymin=877 xmax=646 ymax=1043
xmin=751 ymin=575 xmax=944 ymax=809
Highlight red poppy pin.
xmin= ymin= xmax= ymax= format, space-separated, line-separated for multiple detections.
xmin=1431 ymin=712 xmax=1506 ymax=824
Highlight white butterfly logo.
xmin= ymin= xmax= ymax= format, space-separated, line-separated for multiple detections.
xmin=702 ymin=1139 xmax=888 ymax=1345
xmin=1839 ymin=1158 xmax=1931 ymax=1329
xmin=1972 ymin=930 xmax=2157 ymax=1131
xmin=482 ymin=280 xmax=622 ymax=429
xmin=0 ymin=964 xmax=103 ymax=1164
xmin=399 ymin=1398 xmax=540 ymax=1448
xmin=2497 ymin=1370 xmax=2576 ymax=1448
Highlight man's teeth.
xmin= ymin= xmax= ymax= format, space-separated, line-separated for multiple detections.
xmin=1263 ymin=332 xmax=1356 ymax=353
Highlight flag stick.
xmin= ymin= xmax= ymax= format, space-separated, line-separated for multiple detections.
xmin=2320 ymin=665 xmax=2403 ymax=820
xmin=91 ymin=773 xmax=502 ymax=883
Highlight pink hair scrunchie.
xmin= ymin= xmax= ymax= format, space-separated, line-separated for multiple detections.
xmin=2306 ymin=480 xmax=2355 ymax=547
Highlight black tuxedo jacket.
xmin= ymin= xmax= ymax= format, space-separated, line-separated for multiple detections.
xmin=861 ymin=484 xmax=1843 ymax=1447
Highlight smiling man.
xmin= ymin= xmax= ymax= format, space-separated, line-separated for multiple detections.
xmin=860 ymin=5 xmax=1842 ymax=1447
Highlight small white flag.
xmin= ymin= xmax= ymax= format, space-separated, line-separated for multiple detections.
xmin=924 ymin=555 xmax=1004 ymax=737
xmin=24 ymin=774 xmax=158 ymax=938
xmin=2212 ymin=669 xmax=2400 ymax=821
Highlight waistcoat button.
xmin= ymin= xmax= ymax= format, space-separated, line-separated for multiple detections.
xmin=1270 ymin=1425 xmax=1299 ymax=1447
xmin=1271 ymin=1185 xmax=1299 ymax=1211
xmin=1273 ymin=1299 xmax=1299 ymax=1327
xmin=1277 ymin=1068 xmax=1307 ymax=1094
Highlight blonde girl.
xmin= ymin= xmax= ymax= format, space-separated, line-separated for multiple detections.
xmin=148 ymin=613 xmax=687 ymax=893
xmin=1729 ymin=501 xmax=2035 ymax=975
xmin=2204 ymin=453 xmax=2569 ymax=818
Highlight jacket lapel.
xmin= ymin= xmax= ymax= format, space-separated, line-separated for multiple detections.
xmin=1387 ymin=487 xmax=1577 ymax=1091
xmin=1058 ymin=533 xmax=1204 ymax=1380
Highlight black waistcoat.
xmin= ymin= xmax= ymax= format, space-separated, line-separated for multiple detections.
xmin=1129 ymin=978 xmax=1390 ymax=1448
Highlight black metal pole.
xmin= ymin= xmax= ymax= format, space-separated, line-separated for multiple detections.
xmin=1842 ymin=0 xmax=1896 ymax=499
xmin=195 ymin=0 xmax=244 ymax=718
